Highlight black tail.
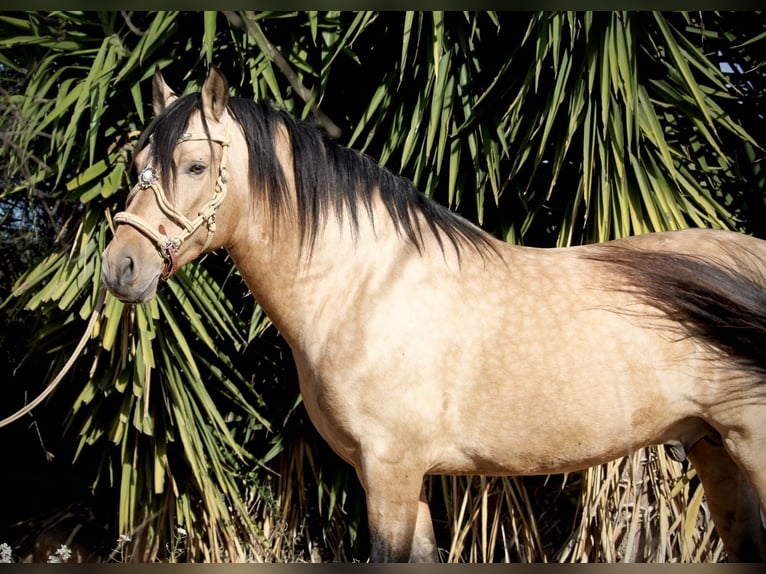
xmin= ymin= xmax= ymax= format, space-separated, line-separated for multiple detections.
xmin=587 ymin=245 xmax=766 ymax=379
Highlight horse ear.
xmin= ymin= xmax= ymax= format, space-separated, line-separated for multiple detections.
xmin=152 ymin=67 xmax=177 ymax=116
xmin=201 ymin=65 xmax=229 ymax=122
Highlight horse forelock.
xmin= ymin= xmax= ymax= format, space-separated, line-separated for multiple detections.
xmin=135 ymin=94 xmax=217 ymax=200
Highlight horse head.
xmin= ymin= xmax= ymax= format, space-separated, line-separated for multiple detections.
xmin=102 ymin=66 xmax=240 ymax=303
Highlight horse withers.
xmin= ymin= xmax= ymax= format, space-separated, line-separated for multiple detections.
xmin=101 ymin=66 xmax=766 ymax=562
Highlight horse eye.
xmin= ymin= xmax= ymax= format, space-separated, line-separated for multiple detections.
xmin=187 ymin=162 xmax=206 ymax=176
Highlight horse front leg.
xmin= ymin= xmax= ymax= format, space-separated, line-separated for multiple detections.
xmin=411 ymin=484 xmax=439 ymax=562
xmin=359 ymin=457 xmax=431 ymax=562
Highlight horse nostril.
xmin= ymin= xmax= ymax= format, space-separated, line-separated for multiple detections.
xmin=119 ymin=255 xmax=136 ymax=283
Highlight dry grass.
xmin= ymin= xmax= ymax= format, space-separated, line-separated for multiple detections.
xmin=434 ymin=446 xmax=723 ymax=563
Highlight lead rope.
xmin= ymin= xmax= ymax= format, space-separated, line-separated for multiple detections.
xmin=113 ymin=134 xmax=230 ymax=281
xmin=0 ymin=137 xmax=230 ymax=427
xmin=0 ymin=286 xmax=106 ymax=428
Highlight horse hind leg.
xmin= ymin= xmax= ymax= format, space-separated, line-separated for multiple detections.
xmin=687 ymin=437 xmax=766 ymax=562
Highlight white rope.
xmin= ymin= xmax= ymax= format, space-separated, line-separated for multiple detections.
xmin=0 ymin=286 xmax=107 ymax=428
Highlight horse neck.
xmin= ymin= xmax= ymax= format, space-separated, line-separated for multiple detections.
xmin=224 ymin=195 xmax=412 ymax=351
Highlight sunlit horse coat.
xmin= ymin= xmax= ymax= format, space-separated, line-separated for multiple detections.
xmin=102 ymin=67 xmax=766 ymax=562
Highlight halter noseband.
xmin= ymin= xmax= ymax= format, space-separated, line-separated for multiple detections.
xmin=113 ymin=132 xmax=230 ymax=282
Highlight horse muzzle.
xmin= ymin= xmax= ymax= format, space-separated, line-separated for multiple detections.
xmin=101 ymin=240 xmax=163 ymax=304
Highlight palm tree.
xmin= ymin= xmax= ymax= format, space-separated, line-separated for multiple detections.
xmin=1 ymin=11 xmax=763 ymax=562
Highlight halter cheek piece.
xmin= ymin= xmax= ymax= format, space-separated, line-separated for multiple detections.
xmin=113 ymin=133 xmax=230 ymax=282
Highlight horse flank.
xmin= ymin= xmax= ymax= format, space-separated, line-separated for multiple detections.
xmin=135 ymin=93 xmax=495 ymax=259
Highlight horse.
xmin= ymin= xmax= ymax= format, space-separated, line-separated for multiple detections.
xmin=101 ymin=66 xmax=766 ymax=562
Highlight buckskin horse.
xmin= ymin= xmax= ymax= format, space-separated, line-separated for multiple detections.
xmin=101 ymin=66 xmax=766 ymax=562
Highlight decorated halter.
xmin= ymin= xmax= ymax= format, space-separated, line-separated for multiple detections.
xmin=113 ymin=132 xmax=229 ymax=282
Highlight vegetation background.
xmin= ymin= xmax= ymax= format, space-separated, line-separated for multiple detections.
xmin=1 ymin=11 xmax=764 ymax=562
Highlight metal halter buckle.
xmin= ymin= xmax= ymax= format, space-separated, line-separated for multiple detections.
xmin=137 ymin=166 xmax=157 ymax=189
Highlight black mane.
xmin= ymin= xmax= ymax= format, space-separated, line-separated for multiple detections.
xmin=136 ymin=93 xmax=494 ymax=257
